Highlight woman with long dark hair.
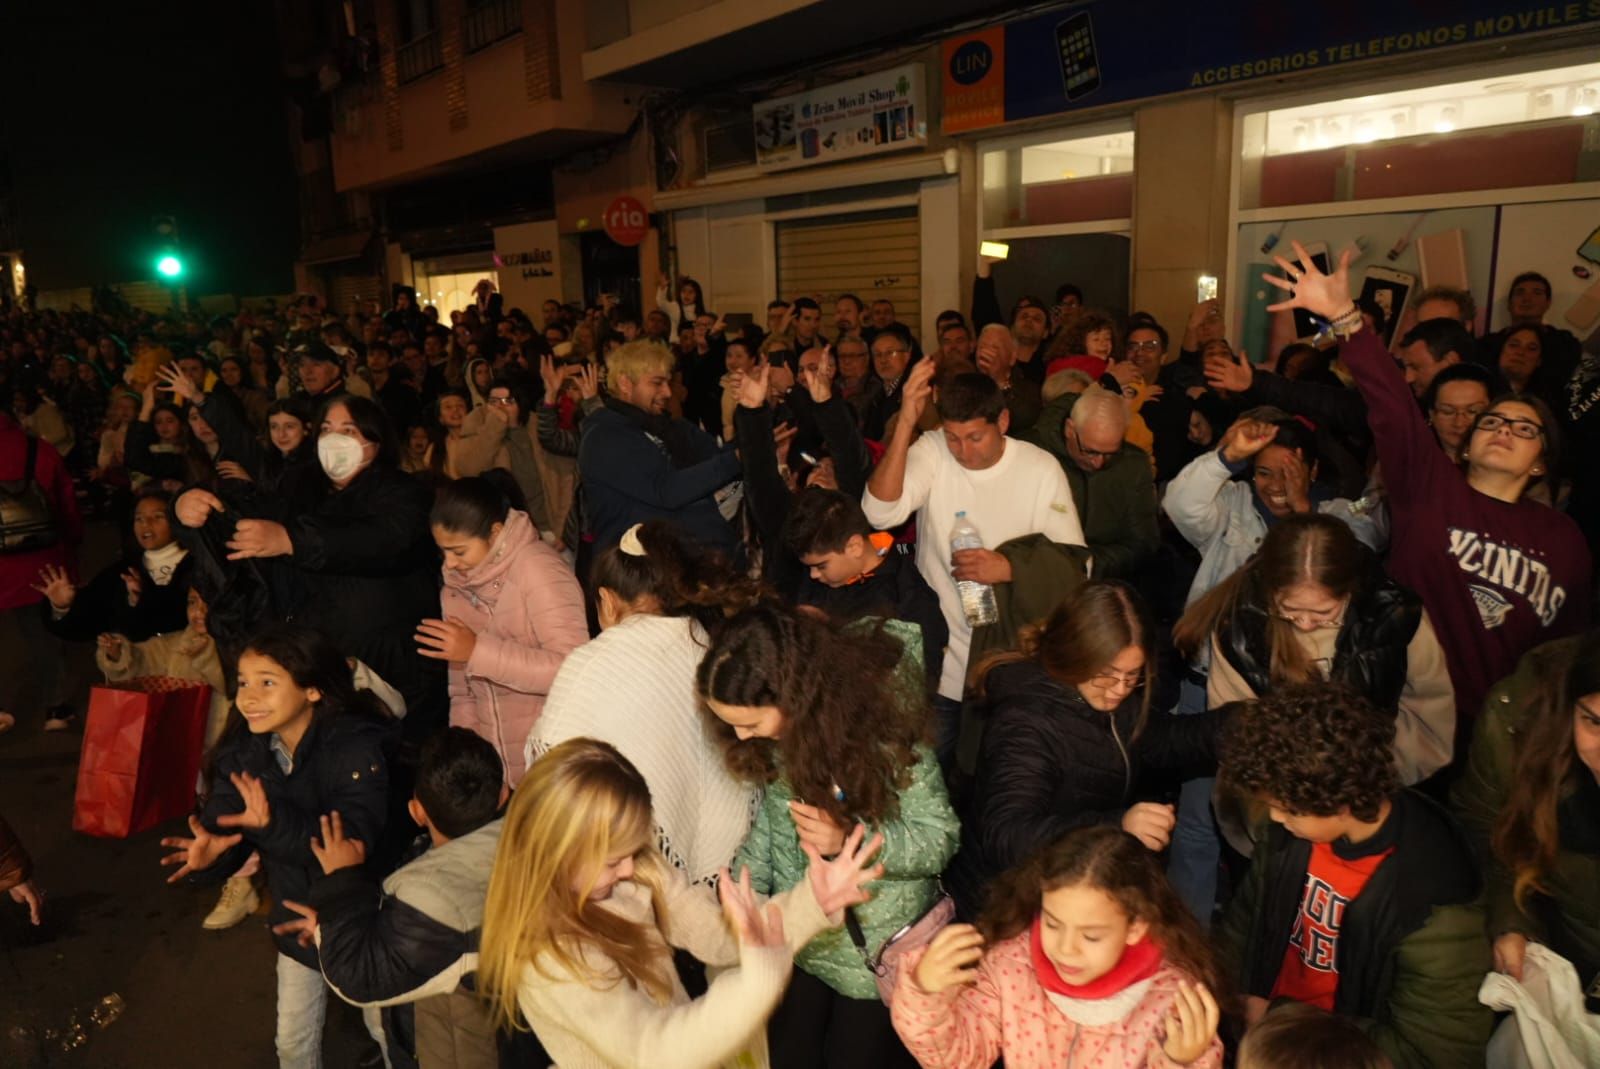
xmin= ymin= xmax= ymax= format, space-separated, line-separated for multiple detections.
xmin=1454 ymin=629 xmax=1600 ymax=983
xmin=950 ymin=581 xmax=1219 ymax=919
xmin=699 ymin=603 xmax=958 ymax=1069
xmin=1174 ymin=513 xmax=1455 ymax=789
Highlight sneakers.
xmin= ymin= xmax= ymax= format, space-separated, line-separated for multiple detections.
xmin=42 ymin=705 xmax=77 ymax=732
xmin=202 ymin=875 xmax=259 ymax=930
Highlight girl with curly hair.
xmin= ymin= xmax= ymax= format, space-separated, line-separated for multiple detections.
xmin=476 ymin=737 xmax=884 ymax=1069
xmin=1454 ymin=629 xmax=1600 ymax=984
xmin=698 ymin=604 xmax=959 ymax=1069
xmin=893 ymin=825 xmax=1222 ymax=1069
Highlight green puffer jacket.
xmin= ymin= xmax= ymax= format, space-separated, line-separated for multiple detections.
xmin=734 ymin=743 xmax=958 ymax=999
xmin=1020 ymin=391 xmax=1159 ymax=580
xmin=1452 ymin=635 xmax=1600 ymax=979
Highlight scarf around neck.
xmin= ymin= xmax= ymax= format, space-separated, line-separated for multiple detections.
xmin=604 ymin=396 xmax=699 ymax=468
xmin=143 ymin=541 xmax=188 ymax=587
xmin=1029 ymin=915 xmax=1163 ymax=999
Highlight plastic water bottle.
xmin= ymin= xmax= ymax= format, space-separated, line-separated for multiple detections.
xmin=950 ymin=511 xmax=999 ymax=627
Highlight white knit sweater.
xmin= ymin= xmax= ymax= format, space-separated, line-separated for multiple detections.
xmin=526 ymin=614 xmax=757 ymax=884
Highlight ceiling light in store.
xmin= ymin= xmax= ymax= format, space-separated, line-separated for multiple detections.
xmin=1434 ymin=105 xmax=1458 ymax=133
xmin=1354 ymin=119 xmax=1377 ymax=143
xmin=1573 ymin=87 xmax=1598 ymax=116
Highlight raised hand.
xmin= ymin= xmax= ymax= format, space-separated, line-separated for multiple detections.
xmin=1204 ymin=348 xmax=1253 ymax=394
xmin=1264 ymin=240 xmax=1354 ymax=321
xmin=575 ymin=362 xmax=599 ymax=400
xmin=274 ymin=899 xmax=319 ymax=948
xmin=1218 ymin=418 xmax=1279 ymax=464
xmin=159 ymin=815 xmax=244 ymax=883
xmin=309 ymin=811 xmax=366 ymax=876
xmin=538 ymin=354 xmax=564 ymax=405
xmin=31 ymin=564 xmax=77 ymax=611
xmin=799 ymin=346 xmax=834 ymax=403
xmin=734 ymin=363 xmax=771 ymax=410
xmin=1162 ymin=980 xmax=1221 ymax=1065
xmin=1187 ymin=299 xmax=1221 ymax=332
xmin=98 ymin=633 xmax=127 ymax=663
xmin=157 ymin=362 xmax=201 ymax=404
xmin=1279 ymin=447 xmax=1313 ymax=513
xmin=415 ymin=617 xmax=478 ymax=663
xmin=788 ymin=800 xmax=846 ymax=857
xmin=801 ymin=824 xmax=885 ymax=918
xmin=215 ymin=771 xmax=272 ymax=830
xmin=718 ymin=865 xmax=786 ymax=950
xmin=899 ymin=358 xmax=937 ymax=428
xmin=121 ymin=568 xmax=143 ymax=607
xmin=913 ymin=923 xmax=985 ymax=994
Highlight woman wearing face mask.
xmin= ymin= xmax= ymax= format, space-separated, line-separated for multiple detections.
xmin=422 ymin=477 xmax=587 ymax=786
xmin=949 ymin=581 xmax=1218 ymax=920
xmin=1175 ymin=512 xmax=1455 ymax=794
xmin=1267 ymin=241 xmax=1591 ymax=758
xmin=173 ymin=395 xmax=446 ymax=737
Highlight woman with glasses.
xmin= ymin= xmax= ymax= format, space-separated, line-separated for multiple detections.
xmin=947 ymin=580 xmax=1220 ymax=919
xmin=1175 ymin=512 xmax=1455 ymax=791
xmin=1263 ymin=240 xmax=1590 ymax=760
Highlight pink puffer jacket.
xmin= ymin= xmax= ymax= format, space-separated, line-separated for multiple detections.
xmin=440 ymin=509 xmax=588 ymax=785
xmin=892 ymin=932 xmax=1223 ymax=1069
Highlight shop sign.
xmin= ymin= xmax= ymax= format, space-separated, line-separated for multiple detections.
xmin=754 ymin=63 xmax=927 ymax=173
xmin=603 ymin=196 xmax=649 ymax=247
xmin=495 ymin=246 xmax=555 ymax=280
xmin=941 ymin=0 xmax=1600 ymax=134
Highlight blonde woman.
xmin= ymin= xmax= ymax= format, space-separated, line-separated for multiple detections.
xmin=476 ymin=738 xmax=884 ymax=1069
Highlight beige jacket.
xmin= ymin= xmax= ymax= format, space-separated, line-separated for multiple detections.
xmin=97 ymin=628 xmax=231 ymax=747
xmin=515 ymin=865 xmax=835 ymax=1069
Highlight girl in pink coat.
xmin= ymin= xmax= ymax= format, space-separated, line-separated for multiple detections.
xmin=418 ymin=477 xmax=588 ymax=785
xmin=892 ymin=825 xmax=1223 ymax=1069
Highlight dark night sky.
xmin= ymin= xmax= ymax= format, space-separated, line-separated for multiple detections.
xmin=4 ymin=4 xmax=299 ymax=297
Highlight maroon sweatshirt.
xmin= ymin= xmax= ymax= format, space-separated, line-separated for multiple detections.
xmin=1342 ymin=329 xmax=1592 ymax=748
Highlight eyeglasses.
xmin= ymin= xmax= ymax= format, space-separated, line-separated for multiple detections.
xmin=1069 ymin=426 xmax=1117 ymax=460
xmin=1126 ymin=340 xmax=1163 ymax=354
xmin=873 ymin=347 xmax=910 ymax=358
xmin=1475 ymin=413 xmax=1545 ymax=440
xmin=1270 ymin=600 xmax=1348 ymax=629
xmin=488 ymin=395 xmax=515 ymax=406
xmin=1086 ymin=669 xmax=1144 ymax=691
xmin=1433 ymin=402 xmax=1486 ymax=420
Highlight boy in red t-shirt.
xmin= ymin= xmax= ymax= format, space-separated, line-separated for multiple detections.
xmin=1215 ymin=684 xmax=1492 ymax=1069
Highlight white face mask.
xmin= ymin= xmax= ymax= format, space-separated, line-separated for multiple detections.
xmin=318 ymin=432 xmax=367 ymax=481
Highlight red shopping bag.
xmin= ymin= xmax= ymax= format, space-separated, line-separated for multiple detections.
xmin=72 ymin=677 xmax=211 ymax=838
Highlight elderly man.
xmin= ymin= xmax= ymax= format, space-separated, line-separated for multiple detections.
xmin=1022 ymin=386 xmax=1158 ymax=579
xmin=975 ymin=323 xmax=1042 ymax=436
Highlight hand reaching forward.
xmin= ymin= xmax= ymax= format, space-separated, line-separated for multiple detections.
xmin=719 ymin=865 xmax=786 ymax=950
xmin=1204 ymin=348 xmax=1253 ymax=394
xmin=801 ymin=823 xmax=885 ymax=917
xmin=1263 ymin=240 xmax=1355 ymax=321
xmin=309 ymin=810 xmax=367 ymax=876
xmin=31 ymin=564 xmax=76 ymax=611
xmin=215 ymin=771 xmax=272 ymax=830
xmin=734 ymin=363 xmax=771 ymax=410
xmin=160 ymin=815 xmax=244 ymax=883
xmin=274 ymin=899 xmax=319 ymax=948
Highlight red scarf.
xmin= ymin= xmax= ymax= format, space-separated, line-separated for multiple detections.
xmin=1029 ymin=915 xmax=1163 ymax=999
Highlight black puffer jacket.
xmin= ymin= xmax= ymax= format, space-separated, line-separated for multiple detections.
xmin=795 ymin=547 xmax=947 ymax=694
xmin=41 ymin=552 xmax=194 ymax=642
xmin=197 ymin=712 xmax=394 ymax=968
xmin=947 ymin=660 xmax=1218 ymax=916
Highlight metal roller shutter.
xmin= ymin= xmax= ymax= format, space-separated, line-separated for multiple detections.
xmin=776 ymin=208 xmax=920 ymax=336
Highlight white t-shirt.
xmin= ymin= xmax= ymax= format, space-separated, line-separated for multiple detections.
xmin=863 ymin=430 xmax=1085 ymax=699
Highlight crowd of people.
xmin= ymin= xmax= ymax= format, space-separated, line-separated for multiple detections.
xmin=0 ymin=239 xmax=1595 ymax=1069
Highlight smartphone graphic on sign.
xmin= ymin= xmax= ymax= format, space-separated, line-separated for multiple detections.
xmin=1055 ymin=11 xmax=1101 ymax=101
xmin=1291 ymin=242 xmax=1331 ymax=341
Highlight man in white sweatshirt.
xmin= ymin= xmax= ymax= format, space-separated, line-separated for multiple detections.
xmin=863 ymin=360 xmax=1085 ymax=763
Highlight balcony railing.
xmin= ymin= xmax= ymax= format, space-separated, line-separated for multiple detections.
xmin=396 ymin=32 xmax=443 ymax=83
xmin=464 ymin=0 xmax=522 ymax=52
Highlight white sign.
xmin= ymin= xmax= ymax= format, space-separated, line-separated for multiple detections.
xmin=754 ymin=64 xmax=927 ymax=173
xmin=493 ymin=221 xmax=564 ymax=318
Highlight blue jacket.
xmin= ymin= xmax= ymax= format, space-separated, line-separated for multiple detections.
xmin=577 ymin=405 xmax=740 ymax=552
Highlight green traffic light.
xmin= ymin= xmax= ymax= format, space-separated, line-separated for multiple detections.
xmin=156 ymin=255 xmax=183 ymax=278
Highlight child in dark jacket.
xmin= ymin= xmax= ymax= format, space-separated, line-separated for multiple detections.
xmin=1214 ymin=683 xmax=1492 ymax=1069
xmin=160 ymin=624 xmax=395 ymax=1069
xmin=289 ymin=729 xmax=511 ymax=1069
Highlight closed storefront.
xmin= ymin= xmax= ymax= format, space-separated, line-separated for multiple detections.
xmin=776 ymin=208 xmax=922 ymax=330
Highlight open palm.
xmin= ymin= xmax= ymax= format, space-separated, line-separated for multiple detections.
xmin=802 ymin=824 xmax=885 ymax=917
xmin=1263 ymin=240 xmax=1353 ymax=320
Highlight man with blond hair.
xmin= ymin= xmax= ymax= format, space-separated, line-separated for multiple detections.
xmin=579 ymin=340 xmax=741 ymax=552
